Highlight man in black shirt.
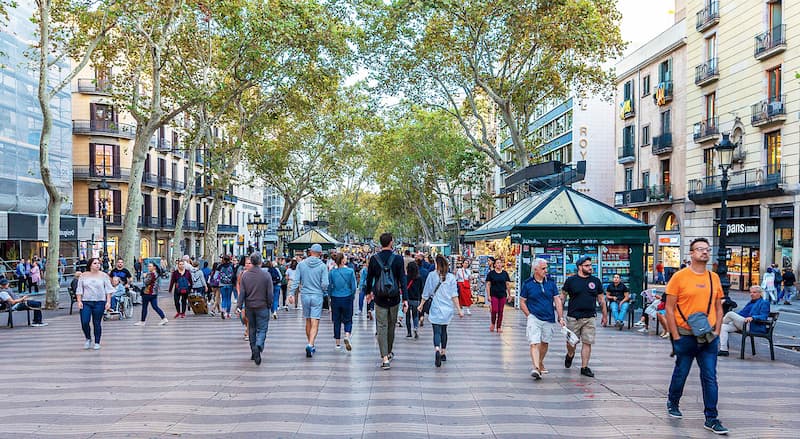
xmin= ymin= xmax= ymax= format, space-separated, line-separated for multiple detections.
xmin=782 ymin=267 xmax=796 ymax=304
xmin=365 ymin=232 xmax=407 ymax=370
xmin=110 ymin=258 xmax=133 ymax=286
xmin=561 ymin=256 xmax=607 ymax=377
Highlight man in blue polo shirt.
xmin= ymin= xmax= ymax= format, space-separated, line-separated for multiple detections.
xmin=519 ymin=258 xmax=565 ymax=380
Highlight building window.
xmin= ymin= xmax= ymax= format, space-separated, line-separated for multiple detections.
xmin=642 ymin=171 xmax=650 ymax=189
xmin=90 ymin=143 xmax=118 ymax=177
xmin=769 ymin=0 xmax=782 ymax=32
xmin=623 ymin=80 xmax=634 ymax=101
xmin=705 ymin=33 xmax=716 ymax=61
xmin=766 ymin=131 xmax=781 ymax=174
xmin=642 ymin=75 xmax=651 ymax=96
xmin=767 ymin=66 xmax=781 ymax=101
xmin=623 ymin=125 xmax=635 ymax=149
xmin=660 ymin=110 xmax=671 ymax=134
xmin=658 ymin=58 xmax=672 ymax=83
xmin=642 ymin=125 xmax=650 ymax=146
xmin=641 ymin=211 xmax=650 ymax=224
xmin=705 ymin=92 xmax=716 ymax=121
xmin=624 ymin=167 xmax=633 ymax=191
xmin=704 ymin=148 xmax=715 ymax=177
xmin=661 ymin=159 xmax=670 ymax=187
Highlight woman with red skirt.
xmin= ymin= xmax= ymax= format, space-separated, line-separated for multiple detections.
xmin=456 ymin=259 xmax=472 ymax=315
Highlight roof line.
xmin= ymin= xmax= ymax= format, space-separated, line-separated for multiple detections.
xmin=519 ymin=187 xmax=563 ymax=224
xmin=565 ymin=190 xmax=584 ymax=224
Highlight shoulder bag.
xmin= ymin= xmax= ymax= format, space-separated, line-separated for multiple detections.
xmin=421 ymin=278 xmax=442 ymax=315
xmin=676 ymin=272 xmax=714 ymax=337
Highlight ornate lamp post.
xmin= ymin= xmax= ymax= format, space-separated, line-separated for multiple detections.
xmin=97 ymin=179 xmax=111 ymax=271
xmin=277 ymin=225 xmax=292 ymax=258
xmin=246 ymin=213 xmax=269 ymax=257
xmin=715 ymin=133 xmax=736 ymax=313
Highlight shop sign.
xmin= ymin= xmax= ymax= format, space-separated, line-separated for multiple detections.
xmin=658 ymin=235 xmax=680 ymax=246
xmin=722 ymin=222 xmax=759 ymax=236
xmin=519 ymin=238 xmax=618 ymax=246
xmin=60 ymin=217 xmax=78 ymax=240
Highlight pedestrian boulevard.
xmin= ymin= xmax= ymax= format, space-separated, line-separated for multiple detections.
xmin=1 ymin=297 xmax=798 ymax=438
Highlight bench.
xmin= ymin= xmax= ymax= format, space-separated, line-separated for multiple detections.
xmin=69 ymin=287 xmax=78 ymax=315
xmin=1 ymin=304 xmax=34 ymax=328
xmin=736 ymin=311 xmax=780 ymax=360
xmin=606 ymin=299 xmax=635 ymax=329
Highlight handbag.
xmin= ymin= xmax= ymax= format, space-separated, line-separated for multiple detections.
xmin=421 ymin=280 xmax=442 ymax=315
xmin=676 ymin=272 xmax=714 ymax=337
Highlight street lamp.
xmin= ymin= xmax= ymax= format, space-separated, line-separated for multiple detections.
xmin=246 ymin=213 xmax=269 ymax=257
xmin=715 ymin=133 xmax=736 ymax=312
xmin=277 ymin=225 xmax=292 ymax=258
xmin=97 ymin=179 xmax=111 ymax=271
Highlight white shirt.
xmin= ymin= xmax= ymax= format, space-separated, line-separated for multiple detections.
xmin=76 ymin=273 xmax=114 ymax=301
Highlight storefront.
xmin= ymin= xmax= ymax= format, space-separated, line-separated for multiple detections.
xmin=771 ymin=204 xmax=794 ymax=269
xmin=714 ymin=208 xmax=760 ymax=291
xmin=465 ymin=187 xmax=651 ymax=308
xmin=0 ymin=212 xmax=102 ymax=268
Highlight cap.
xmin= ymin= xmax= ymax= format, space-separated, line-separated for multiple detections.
xmin=0 ymin=278 xmax=9 ymax=286
xmin=309 ymin=244 xmax=323 ymax=253
xmin=576 ymin=256 xmax=592 ymax=266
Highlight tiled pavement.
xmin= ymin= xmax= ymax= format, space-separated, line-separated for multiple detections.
xmin=1 ymin=294 xmax=798 ymax=438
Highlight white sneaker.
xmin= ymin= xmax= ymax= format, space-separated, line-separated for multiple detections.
xmin=32 ymin=322 xmax=48 ymax=327
xmin=465 ymin=309 xmax=471 ymax=315
xmin=633 ymin=321 xmax=645 ymax=327
xmin=134 ymin=321 xmax=146 ymax=326
xmin=159 ymin=318 xmax=169 ymax=325
xmin=84 ymin=339 xmax=92 ymax=349
xmin=637 ymin=327 xmax=648 ymax=333
xmin=93 ymin=343 xmax=101 ymax=350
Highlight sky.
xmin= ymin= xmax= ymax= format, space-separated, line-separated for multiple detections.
xmin=618 ymin=0 xmax=677 ymax=55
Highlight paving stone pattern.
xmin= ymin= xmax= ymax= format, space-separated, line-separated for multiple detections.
xmin=1 ymin=294 xmax=798 ymax=438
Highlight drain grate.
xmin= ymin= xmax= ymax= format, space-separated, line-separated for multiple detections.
xmin=776 ymin=345 xmax=800 ymax=352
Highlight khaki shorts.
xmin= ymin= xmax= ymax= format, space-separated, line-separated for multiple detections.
xmin=566 ymin=316 xmax=596 ymax=345
xmin=526 ymin=315 xmax=555 ymax=344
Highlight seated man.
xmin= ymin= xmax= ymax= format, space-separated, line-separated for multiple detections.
xmin=0 ymin=278 xmax=47 ymax=326
xmin=718 ymin=285 xmax=770 ymax=357
xmin=110 ymin=276 xmax=126 ymax=311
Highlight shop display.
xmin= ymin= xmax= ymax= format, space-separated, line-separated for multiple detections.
xmin=473 ymin=237 xmax=518 ymax=305
xmin=600 ymin=245 xmax=631 ymax=286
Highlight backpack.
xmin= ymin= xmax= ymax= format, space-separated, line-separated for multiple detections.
xmin=208 ymin=270 xmax=220 ymax=287
xmin=269 ymin=267 xmax=281 ymax=284
xmin=220 ymin=264 xmax=234 ymax=285
xmin=373 ymin=253 xmax=400 ymax=300
xmin=177 ymin=274 xmax=190 ymax=295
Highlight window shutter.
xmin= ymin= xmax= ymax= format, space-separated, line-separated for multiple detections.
xmin=113 ymin=190 xmax=122 ymax=218
xmin=88 ymin=189 xmax=96 ymax=216
xmin=90 ymin=103 xmax=96 ymax=121
xmin=113 ymin=145 xmax=120 ymax=177
xmin=89 ymin=143 xmax=96 ymax=175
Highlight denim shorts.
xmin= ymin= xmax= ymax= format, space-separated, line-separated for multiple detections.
xmin=302 ymin=294 xmax=323 ymax=319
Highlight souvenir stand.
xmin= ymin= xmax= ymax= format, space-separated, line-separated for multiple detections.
xmin=287 ymin=228 xmax=342 ymax=255
xmin=465 ymin=187 xmax=652 ymax=309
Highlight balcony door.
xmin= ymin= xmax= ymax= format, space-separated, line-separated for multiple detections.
xmin=90 ymin=103 xmax=116 ymax=131
xmin=661 ymin=159 xmax=671 ymax=187
xmin=658 ymin=58 xmax=672 ymax=83
xmin=705 ymin=34 xmax=716 ymax=62
xmin=158 ymin=196 xmax=166 ymax=219
xmin=89 ymin=143 xmax=119 ymax=177
xmin=660 ymin=110 xmax=671 ymax=135
xmin=770 ymin=1 xmax=782 ymax=35
xmin=142 ymin=194 xmax=152 ymax=219
xmin=766 ymin=131 xmax=781 ymax=175
xmin=768 ymin=66 xmax=782 ymax=102
xmin=705 ymin=92 xmax=716 ymax=124
xmin=624 ymin=167 xmax=633 ymax=191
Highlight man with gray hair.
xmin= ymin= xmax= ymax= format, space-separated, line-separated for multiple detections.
xmin=237 ymin=252 xmax=273 ymax=365
xmin=717 ymin=284 xmax=770 ymax=357
xmin=519 ymin=258 xmax=564 ymax=380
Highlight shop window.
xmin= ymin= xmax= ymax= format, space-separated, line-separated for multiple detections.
xmin=765 ymin=131 xmax=781 ymax=174
xmin=774 ymin=227 xmax=793 ymax=268
xmin=659 ymin=212 xmax=679 ymax=232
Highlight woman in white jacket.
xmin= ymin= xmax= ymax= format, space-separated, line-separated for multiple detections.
xmin=761 ymin=267 xmax=777 ymax=304
xmin=419 ymin=254 xmax=463 ymax=367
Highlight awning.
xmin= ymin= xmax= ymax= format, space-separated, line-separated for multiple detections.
xmin=465 ymin=186 xmax=651 ymax=244
xmin=287 ymin=228 xmax=342 ymax=251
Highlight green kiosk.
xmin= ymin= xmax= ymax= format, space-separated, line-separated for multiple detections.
xmin=465 ymin=186 xmax=652 ymax=309
xmin=287 ymin=228 xmax=342 ymax=254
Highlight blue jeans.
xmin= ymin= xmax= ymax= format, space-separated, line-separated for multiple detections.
xmin=609 ymin=301 xmax=630 ymax=324
xmin=432 ymin=323 xmax=448 ymax=349
xmin=358 ymin=287 xmax=373 ymax=313
xmin=220 ymin=285 xmax=233 ymax=313
xmin=668 ymin=335 xmax=720 ymax=421
xmin=656 ymin=272 xmax=665 ymax=284
xmin=13 ymin=299 xmax=43 ymax=324
xmin=331 ymin=295 xmax=354 ymax=340
xmin=80 ymin=300 xmax=105 ymax=343
xmin=406 ymin=299 xmax=420 ymax=334
xmin=141 ymin=294 xmax=165 ymax=321
xmin=272 ymin=284 xmax=281 ymax=313
xmin=245 ymin=307 xmax=270 ymax=355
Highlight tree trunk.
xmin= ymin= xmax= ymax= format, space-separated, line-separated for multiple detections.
xmin=119 ymin=129 xmax=155 ymax=265
xmin=170 ymin=113 xmax=207 ymax=263
xmin=204 ymin=193 xmax=223 ymax=258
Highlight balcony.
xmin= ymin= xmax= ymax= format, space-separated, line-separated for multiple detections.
xmin=653 ymin=81 xmax=673 ymax=106
xmin=694 ymin=58 xmax=718 ymax=86
xmin=157 ymin=175 xmax=173 ymax=191
xmin=617 ymin=144 xmax=635 ymax=164
xmin=696 ymin=0 xmax=719 ymax=32
xmin=615 ymin=185 xmax=672 ymax=207
xmin=193 ymin=184 xmax=204 ymax=195
xmin=751 ymin=95 xmax=786 ymax=127
xmin=142 ymin=173 xmax=159 ymax=187
xmin=76 ymin=78 xmax=111 ymax=95
xmin=138 ymin=216 xmax=160 ymax=228
xmin=161 ymin=218 xmax=175 ymax=229
xmin=651 ymin=133 xmax=673 ymax=155
xmin=97 ymin=214 xmax=123 ymax=226
xmin=223 ymin=193 xmax=238 ymax=203
xmin=619 ymin=99 xmax=634 ymax=119
xmin=688 ymin=165 xmax=785 ymax=204
xmin=183 ymin=220 xmax=198 ymax=231
xmin=693 ymin=117 xmax=719 ymax=143
xmin=157 ymin=138 xmax=172 ymax=152
xmin=73 ymin=120 xmax=136 ymax=140
xmin=754 ymin=24 xmax=786 ymax=60
xmin=73 ymin=166 xmax=130 ymax=182
xmin=172 ymin=180 xmax=186 ymax=192
xmin=217 ymin=224 xmax=238 ymax=234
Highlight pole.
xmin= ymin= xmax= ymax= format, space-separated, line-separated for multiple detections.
xmin=101 ymin=199 xmax=109 ymax=272
xmin=717 ymin=166 xmax=732 ymax=313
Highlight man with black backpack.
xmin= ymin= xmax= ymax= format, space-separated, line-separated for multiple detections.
xmin=365 ymin=232 xmax=407 ymax=370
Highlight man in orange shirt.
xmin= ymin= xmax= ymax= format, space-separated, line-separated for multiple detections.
xmin=664 ymin=237 xmax=728 ymax=435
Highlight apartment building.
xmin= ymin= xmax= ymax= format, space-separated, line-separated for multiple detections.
xmin=496 ymin=92 xmax=615 ymax=209
xmin=684 ymin=0 xmax=798 ymax=289
xmin=614 ymin=18 xmax=688 ymax=275
xmin=70 ymin=67 xmax=247 ymax=261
